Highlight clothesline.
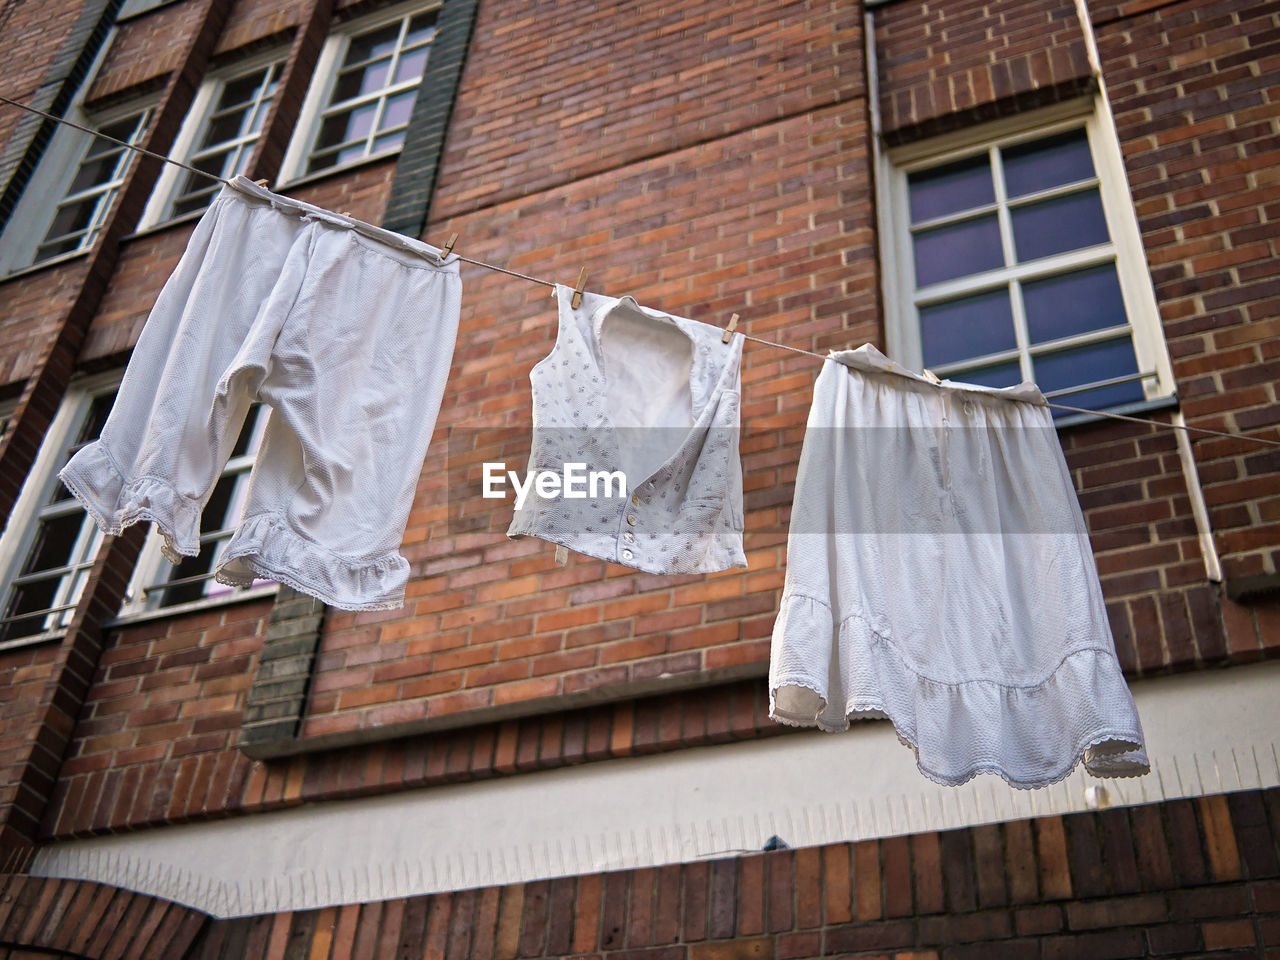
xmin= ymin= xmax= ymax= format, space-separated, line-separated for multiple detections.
xmin=3 ymin=92 xmax=1278 ymax=450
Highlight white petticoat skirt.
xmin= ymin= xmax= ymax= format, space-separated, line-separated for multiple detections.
xmin=769 ymin=346 xmax=1149 ymax=790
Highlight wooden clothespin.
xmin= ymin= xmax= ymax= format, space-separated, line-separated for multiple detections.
xmin=571 ymin=267 xmax=588 ymax=309
xmin=722 ymin=313 xmax=739 ymax=344
xmin=254 ymin=179 xmax=268 ymax=187
xmin=922 ymin=368 xmax=942 ymax=385
xmin=440 ymin=232 xmax=459 ymax=258
xmin=340 ymin=210 xmax=351 ymax=217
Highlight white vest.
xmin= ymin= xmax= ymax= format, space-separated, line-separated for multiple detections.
xmin=508 ymin=285 xmax=746 ymax=574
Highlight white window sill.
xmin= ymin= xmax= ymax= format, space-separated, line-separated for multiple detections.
xmin=1 ymin=248 xmax=91 ymax=283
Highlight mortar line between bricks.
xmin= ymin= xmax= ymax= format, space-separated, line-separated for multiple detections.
xmin=431 ymin=92 xmax=871 ymax=223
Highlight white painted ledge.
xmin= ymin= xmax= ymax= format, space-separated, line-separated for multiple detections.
xmin=31 ymin=659 xmax=1280 ymax=918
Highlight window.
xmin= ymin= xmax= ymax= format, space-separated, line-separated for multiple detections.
xmin=881 ymin=102 xmax=1174 ymax=417
xmin=282 ymin=3 xmax=438 ymax=181
xmin=143 ymin=56 xmax=285 ymax=226
xmin=32 ymin=107 xmax=152 ymax=264
xmin=0 ymin=381 xmax=116 ymax=647
xmin=120 ymin=403 xmax=274 ymax=616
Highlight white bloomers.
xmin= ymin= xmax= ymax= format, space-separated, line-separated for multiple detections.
xmin=59 ymin=177 xmax=461 ymax=611
xmin=769 ymin=346 xmax=1148 ymax=789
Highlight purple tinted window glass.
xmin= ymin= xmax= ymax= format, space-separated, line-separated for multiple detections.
xmin=913 ymin=215 xmax=1004 ymax=286
xmin=919 ymin=288 xmax=1017 ymax=367
xmin=1022 ymin=263 xmax=1126 ymax=345
xmin=908 ymin=154 xmax=994 ymax=223
xmin=1011 ymin=188 xmax=1108 ymax=262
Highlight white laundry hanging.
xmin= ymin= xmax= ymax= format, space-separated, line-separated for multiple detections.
xmin=59 ymin=177 xmax=461 ymax=611
xmin=769 ymin=344 xmax=1149 ymax=790
xmin=507 ymin=284 xmax=746 ymax=575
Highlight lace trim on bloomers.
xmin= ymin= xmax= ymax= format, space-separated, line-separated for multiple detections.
xmin=216 ymin=514 xmax=409 ymax=611
xmin=58 ymin=442 xmax=202 ymax=563
xmin=769 ymin=594 xmax=1150 ymax=790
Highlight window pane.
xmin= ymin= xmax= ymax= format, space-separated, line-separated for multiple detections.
xmin=201 ymin=110 xmax=249 ymax=149
xmin=405 ymin=14 xmax=435 ymax=46
xmin=919 ymin=288 xmax=1017 ymax=368
xmin=74 ymin=394 xmax=114 ymax=447
xmin=913 ymin=214 xmax=1003 ymax=286
xmin=171 ymin=180 xmax=223 ymax=218
xmin=1002 ymin=129 xmax=1094 ymax=198
xmin=160 ymin=542 xmax=220 ymax=607
xmin=51 ymin=393 xmax=115 ymax=503
xmin=1034 ymin=337 xmax=1144 ymax=413
xmin=379 ymin=91 xmax=416 ymax=131
xmin=316 ymin=103 xmax=378 ymax=150
xmin=66 ymin=150 xmax=126 ymax=195
xmin=333 ymin=59 xmax=392 ymax=103
xmin=908 ymin=154 xmax=994 ymax=223
xmin=25 ymin=512 xmax=85 ymax=573
xmin=219 ymin=70 xmax=269 ymax=110
xmin=42 ymin=201 xmax=97 ymax=243
xmin=394 ymin=46 xmax=430 ymax=85
xmin=1022 ymin=263 xmax=1126 ymax=345
xmin=346 ymin=22 xmax=402 ymax=64
xmin=1011 ymin=188 xmax=1108 ymax=262
xmin=371 ymin=131 xmax=406 ymax=155
xmin=0 ymin=579 xmax=60 ymax=642
xmin=948 ymin=360 xmax=1023 ymax=390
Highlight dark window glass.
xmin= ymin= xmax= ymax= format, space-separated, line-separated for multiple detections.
xmin=1034 ymin=337 xmax=1144 ymax=413
xmin=1003 ymin=129 xmax=1095 ymax=198
xmin=913 ymin=215 xmax=1004 ymax=286
xmin=1011 ymin=188 xmax=1108 ymax=262
xmin=1022 ymin=263 xmax=1127 ymax=345
xmin=919 ymin=288 xmax=1017 ymax=368
xmin=908 ymin=154 xmax=994 ymax=223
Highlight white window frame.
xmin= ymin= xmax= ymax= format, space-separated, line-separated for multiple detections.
xmin=28 ymin=104 xmax=153 ymax=267
xmin=878 ymin=96 xmax=1175 ymax=411
xmin=116 ymin=404 xmax=277 ymax=622
xmin=0 ymin=372 xmax=119 ymax=650
xmin=279 ymin=0 xmax=441 ymax=185
xmin=139 ymin=48 xmax=287 ymax=231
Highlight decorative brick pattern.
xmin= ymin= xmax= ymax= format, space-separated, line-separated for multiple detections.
xmin=238 ymin=588 xmax=326 ymax=754
xmin=11 ymin=787 xmax=1280 ymax=958
xmin=0 ymin=873 xmax=208 ymax=956
xmin=873 ymin=0 xmax=1095 ymax=144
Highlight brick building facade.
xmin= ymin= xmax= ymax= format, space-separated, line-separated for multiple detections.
xmin=0 ymin=0 xmax=1277 ymax=955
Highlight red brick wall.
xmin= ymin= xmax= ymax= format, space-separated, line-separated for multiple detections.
xmin=299 ymin=97 xmax=877 ymax=743
xmin=874 ymin=0 xmax=1095 ymax=143
xmin=1095 ymin=0 xmax=1280 ymax=586
xmin=0 ymin=0 xmax=96 ymax=156
xmin=432 ymin=0 xmax=864 ymax=219
xmin=0 ymin=263 xmax=85 ymax=387
xmin=40 ymin=597 xmax=267 ymax=837
xmin=0 ymin=646 xmax=62 ymax=831
xmin=0 ymin=0 xmax=1275 ymax=865
xmin=86 ymin=0 xmax=213 ymax=102
xmin=8 ymin=788 xmax=1280 ymax=958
